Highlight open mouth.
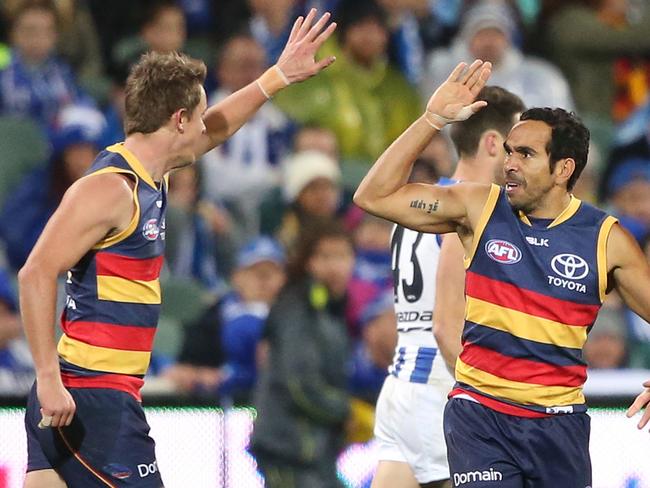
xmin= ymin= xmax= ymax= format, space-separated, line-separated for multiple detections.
xmin=505 ymin=182 xmax=520 ymax=193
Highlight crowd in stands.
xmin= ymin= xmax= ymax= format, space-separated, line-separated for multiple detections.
xmin=0 ymin=0 xmax=650 ymax=430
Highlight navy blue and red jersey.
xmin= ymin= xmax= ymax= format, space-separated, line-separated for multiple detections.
xmin=57 ymin=143 xmax=167 ymax=401
xmin=451 ymin=184 xmax=618 ymax=417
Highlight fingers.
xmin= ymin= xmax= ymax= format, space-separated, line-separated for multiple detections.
xmin=38 ymin=410 xmax=53 ymax=429
xmin=288 ymin=16 xmax=304 ymax=44
xmin=296 ymin=8 xmax=317 ymax=41
xmin=626 ymin=391 xmax=649 ymax=417
xmin=469 ymin=64 xmax=492 ymax=95
xmin=313 ymin=21 xmax=337 ymax=49
xmin=305 ymin=11 xmax=331 ymax=43
xmin=314 ymin=55 xmax=336 ymax=73
xmin=446 ymin=62 xmax=467 ymax=83
xmin=638 ymin=404 xmax=650 ymax=430
xmin=460 ymin=59 xmax=484 ymax=85
xmin=469 ymin=100 xmax=488 ymax=114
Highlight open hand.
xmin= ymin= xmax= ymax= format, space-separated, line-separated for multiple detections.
xmin=425 ymin=60 xmax=492 ymax=129
xmin=627 ymin=380 xmax=650 ymax=431
xmin=276 ymin=9 xmax=337 ymax=84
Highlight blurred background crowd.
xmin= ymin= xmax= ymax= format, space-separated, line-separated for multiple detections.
xmin=0 ymin=0 xmax=649 ymax=445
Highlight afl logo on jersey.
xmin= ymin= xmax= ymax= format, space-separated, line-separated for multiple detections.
xmin=142 ymin=219 xmax=160 ymax=241
xmin=485 ymin=239 xmax=522 ymax=264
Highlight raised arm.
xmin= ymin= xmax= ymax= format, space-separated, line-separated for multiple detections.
xmin=353 ymin=60 xmax=492 ymax=234
xmin=18 ymin=174 xmax=134 ymax=429
xmin=604 ymin=223 xmax=650 ymax=430
xmin=195 ymin=9 xmax=337 ymax=155
xmin=433 ymin=233 xmax=467 ymax=373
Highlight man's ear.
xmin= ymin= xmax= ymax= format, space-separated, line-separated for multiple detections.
xmin=174 ymin=108 xmax=188 ymax=133
xmin=482 ymin=131 xmax=502 ymax=158
xmin=555 ymin=158 xmax=576 ymax=187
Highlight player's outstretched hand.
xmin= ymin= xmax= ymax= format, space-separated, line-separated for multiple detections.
xmin=276 ymin=8 xmax=337 ymax=84
xmin=37 ymin=376 xmax=76 ymax=429
xmin=626 ymin=380 xmax=650 ymax=431
xmin=425 ymin=60 xmax=492 ymax=130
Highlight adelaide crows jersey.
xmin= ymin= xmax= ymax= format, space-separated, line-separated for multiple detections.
xmin=451 ymin=184 xmax=617 ymax=417
xmin=57 ymin=143 xmax=167 ymax=401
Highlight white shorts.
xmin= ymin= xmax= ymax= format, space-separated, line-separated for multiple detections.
xmin=373 ymin=374 xmax=453 ymax=483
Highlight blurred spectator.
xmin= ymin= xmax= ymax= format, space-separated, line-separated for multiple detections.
xmin=294 ymin=124 xmax=339 ymax=160
xmin=274 ymin=0 xmax=422 ymax=188
xmin=345 ymin=212 xmax=393 ymax=332
xmin=604 ymin=158 xmax=650 ymax=240
xmin=3 ymin=0 xmax=107 ymax=101
xmin=260 ymin=150 xmax=342 ymax=253
xmin=252 ymin=220 xmax=355 ymax=488
xmin=102 ymin=63 xmax=128 ymax=145
xmin=166 ymin=237 xmax=286 ymax=403
xmin=423 ymin=0 xmax=574 ymax=110
xmin=0 ymin=104 xmax=105 ymax=271
xmin=0 ymin=268 xmax=34 ymax=394
xmin=247 ymin=0 xmax=303 ymax=65
xmin=112 ymin=1 xmax=187 ymax=73
xmin=0 ymin=0 xmax=91 ymax=128
xmin=201 ymin=33 xmax=294 ymax=239
xmin=165 ymin=166 xmax=232 ymax=292
xmin=349 ymin=290 xmax=396 ymax=403
xmin=584 ymin=298 xmax=629 ymax=369
xmin=545 ymin=0 xmax=650 ymax=140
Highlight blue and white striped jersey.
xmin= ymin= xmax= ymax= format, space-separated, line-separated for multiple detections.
xmin=388 ymin=225 xmax=453 ymax=385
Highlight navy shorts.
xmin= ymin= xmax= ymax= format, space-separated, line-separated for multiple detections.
xmin=443 ymin=398 xmax=591 ymax=488
xmin=25 ymin=383 xmax=163 ymax=487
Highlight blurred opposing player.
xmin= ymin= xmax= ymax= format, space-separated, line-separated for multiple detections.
xmin=18 ymin=10 xmax=336 ymax=488
xmin=355 ymin=59 xmax=650 ymax=487
xmin=371 ymin=86 xmax=524 ymax=488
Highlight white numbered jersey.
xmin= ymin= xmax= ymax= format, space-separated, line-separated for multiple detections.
xmin=388 ymin=225 xmax=452 ymax=385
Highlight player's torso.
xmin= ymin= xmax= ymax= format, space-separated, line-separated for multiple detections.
xmin=57 ymin=144 xmax=168 ymax=399
xmin=388 ymin=225 xmax=452 ymax=385
xmin=456 ymin=186 xmax=616 ymax=415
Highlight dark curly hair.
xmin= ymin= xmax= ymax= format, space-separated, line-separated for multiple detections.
xmin=519 ymin=108 xmax=590 ymax=191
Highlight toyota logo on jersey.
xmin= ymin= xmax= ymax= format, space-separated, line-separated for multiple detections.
xmin=551 ymin=253 xmax=589 ymax=280
xmin=485 ymin=239 xmax=522 ymax=264
xmin=142 ymin=219 xmax=160 ymax=241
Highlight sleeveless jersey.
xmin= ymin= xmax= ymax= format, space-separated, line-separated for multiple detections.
xmin=57 ymin=143 xmax=167 ymax=401
xmin=388 ymin=176 xmax=456 ymax=386
xmin=451 ymin=184 xmax=617 ymax=417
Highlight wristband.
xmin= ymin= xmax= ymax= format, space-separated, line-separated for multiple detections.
xmin=424 ymin=111 xmax=448 ymax=131
xmin=256 ymin=65 xmax=291 ymax=99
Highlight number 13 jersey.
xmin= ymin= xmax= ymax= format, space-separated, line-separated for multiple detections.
xmin=388 ymin=224 xmax=453 ymax=386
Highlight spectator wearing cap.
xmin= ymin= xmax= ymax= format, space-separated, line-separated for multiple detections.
xmin=273 ymin=0 xmax=422 ymax=187
xmin=260 ymin=149 xmax=342 ymax=253
xmin=604 ymin=158 xmax=650 ymax=242
xmin=0 ymin=268 xmax=34 ymax=395
xmin=166 ymin=236 xmax=286 ymax=404
xmin=423 ymin=0 xmax=573 ymax=110
xmin=0 ymin=104 xmax=106 ymax=271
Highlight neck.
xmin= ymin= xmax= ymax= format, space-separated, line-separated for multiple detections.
xmin=527 ymin=188 xmax=573 ymax=220
xmin=452 ymin=156 xmax=495 ymax=184
xmin=123 ymin=132 xmax=174 ymax=182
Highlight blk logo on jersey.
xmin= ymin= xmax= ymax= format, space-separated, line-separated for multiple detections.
xmin=485 ymin=239 xmax=522 ymax=264
xmin=526 ymin=236 xmax=549 ymax=247
xmin=142 ymin=219 xmax=160 ymax=241
xmin=551 ymin=253 xmax=589 ymax=280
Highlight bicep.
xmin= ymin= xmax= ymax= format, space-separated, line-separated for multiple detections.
xmin=608 ymin=224 xmax=650 ymax=321
xmin=24 ymin=175 xmax=134 ymax=275
xmin=367 ymin=182 xmax=478 ymax=234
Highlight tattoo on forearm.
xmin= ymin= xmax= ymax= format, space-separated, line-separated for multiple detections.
xmin=410 ymin=199 xmax=440 ymax=214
